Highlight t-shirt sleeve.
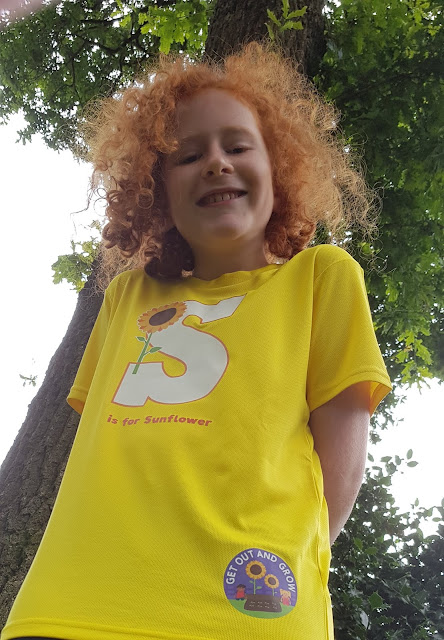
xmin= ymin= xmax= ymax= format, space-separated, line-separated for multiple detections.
xmin=306 ymin=253 xmax=392 ymax=415
xmin=67 ymin=282 xmax=115 ymax=415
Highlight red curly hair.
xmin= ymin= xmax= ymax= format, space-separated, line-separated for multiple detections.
xmin=81 ymin=41 xmax=377 ymax=284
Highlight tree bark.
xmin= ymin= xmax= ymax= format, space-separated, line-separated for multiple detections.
xmin=205 ymin=0 xmax=326 ymax=79
xmin=0 ymin=0 xmax=326 ymax=626
xmin=0 ymin=274 xmax=103 ymax=622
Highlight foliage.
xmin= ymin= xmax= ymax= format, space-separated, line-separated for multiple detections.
xmin=0 ymin=0 xmax=211 ymax=153
xmin=52 ymin=237 xmax=99 ymax=292
xmin=133 ymin=0 xmax=209 ymax=54
xmin=18 ymin=373 xmax=38 ymax=387
xmin=317 ymin=0 xmax=444 ymax=389
xmin=265 ymin=0 xmax=306 ymax=42
xmin=331 ymin=452 xmax=444 ymax=639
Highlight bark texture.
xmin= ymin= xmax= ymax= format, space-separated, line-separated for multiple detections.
xmin=205 ymin=0 xmax=326 ymax=79
xmin=0 ymin=275 xmax=103 ymax=623
xmin=0 ymin=0 xmax=326 ymax=626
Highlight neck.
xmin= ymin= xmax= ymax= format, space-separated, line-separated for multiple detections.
xmin=191 ymin=246 xmax=270 ymax=281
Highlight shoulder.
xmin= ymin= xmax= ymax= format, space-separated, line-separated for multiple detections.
xmin=105 ymin=268 xmax=147 ymax=301
xmin=287 ymin=244 xmax=361 ymax=280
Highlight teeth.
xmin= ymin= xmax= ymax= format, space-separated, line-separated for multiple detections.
xmin=203 ymin=192 xmax=242 ymax=205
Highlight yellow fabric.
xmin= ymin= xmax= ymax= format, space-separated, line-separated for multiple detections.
xmin=2 ymin=245 xmax=391 ymax=640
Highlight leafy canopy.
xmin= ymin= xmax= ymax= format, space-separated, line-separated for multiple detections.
xmin=331 ymin=451 xmax=444 ymax=638
xmin=317 ymin=0 xmax=443 ymax=390
xmin=0 ymin=0 xmax=212 ymax=152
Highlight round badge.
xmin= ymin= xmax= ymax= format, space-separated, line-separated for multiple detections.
xmin=223 ymin=548 xmax=297 ymax=618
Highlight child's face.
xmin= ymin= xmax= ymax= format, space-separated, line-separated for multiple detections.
xmin=163 ymin=88 xmax=277 ymax=262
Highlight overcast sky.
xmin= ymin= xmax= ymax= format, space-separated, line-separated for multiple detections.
xmin=0 ymin=112 xmax=442 ymax=536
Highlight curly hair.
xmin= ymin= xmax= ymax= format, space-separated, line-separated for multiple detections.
xmin=80 ymin=40 xmax=378 ymax=286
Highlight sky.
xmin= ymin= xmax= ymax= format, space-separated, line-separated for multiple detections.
xmin=0 ymin=112 xmax=442 ymax=537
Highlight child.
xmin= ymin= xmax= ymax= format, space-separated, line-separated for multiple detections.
xmin=2 ymin=42 xmax=391 ymax=640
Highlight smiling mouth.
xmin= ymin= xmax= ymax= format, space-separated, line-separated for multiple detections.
xmin=197 ymin=191 xmax=247 ymax=206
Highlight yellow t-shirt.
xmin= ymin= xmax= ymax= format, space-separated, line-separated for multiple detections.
xmin=2 ymin=245 xmax=392 ymax=640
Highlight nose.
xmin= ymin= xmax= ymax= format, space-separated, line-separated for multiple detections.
xmin=201 ymin=145 xmax=234 ymax=178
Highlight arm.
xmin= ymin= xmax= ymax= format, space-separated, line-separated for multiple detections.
xmin=309 ymin=382 xmax=370 ymax=545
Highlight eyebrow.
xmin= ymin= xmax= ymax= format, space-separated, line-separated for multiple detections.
xmin=178 ymin=126 xmax=256 ymax=145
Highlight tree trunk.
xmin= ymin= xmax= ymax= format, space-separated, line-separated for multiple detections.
xmin=0 ymin=274 xmax=103 ymax=622
xmin=205 ymin=0 xmax=326 ymax=79
xmin=0 ymin=0 xmax=326 ymax=626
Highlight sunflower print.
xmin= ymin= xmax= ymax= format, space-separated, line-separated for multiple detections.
xmin=133 ymin=302 xmax=187 ymax=374
xmin=264 ymin=573 xmax=280 ymax=596
xmin=138 ymin=302 xmax=187 ymax=334
xmin=246 ymin=561 xmax=267 ymax=594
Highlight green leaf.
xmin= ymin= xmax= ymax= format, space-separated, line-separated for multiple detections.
xmin=280 ymin=20 xmax=303 ymax=32
xmin=373 ymin=615 xmax=395 ymax=625
xmin=265 ymin=22 xmax=275 ymax=41
xmin=282 ymin=0 xmax=289 ymax=19
xmin=120 ymin=15 xmax=131 ymax=29
xmin=407 ymin=461 xmax=418 ymax=467
xmin=415 ymin=341 xmax=432 ymax=364
xmin=368 ymin=592 xmax=388 ymax=611
xmin=407 ymin=449 xmax=413 ymax=459
xmin=354 ymin=537 xmax=363 ymax=550
xmin=149 ymin=346 xmax=162 ymax=353
xmin=136 ymin=336 xmax=146 ymax=342
xmin=287 ymin=7 xmax=307 ymax=19
xmin=266 ymin=9 xmax=281 ymax=26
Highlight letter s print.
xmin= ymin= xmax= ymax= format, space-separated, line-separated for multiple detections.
xmin=113 ymin=296 xmax=244 ymax=406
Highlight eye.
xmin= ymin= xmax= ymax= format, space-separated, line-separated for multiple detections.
xmin=180 ymin=154 xmax=200 ymax=164
xmin=228 ymin=147 xmax=247 ymax=154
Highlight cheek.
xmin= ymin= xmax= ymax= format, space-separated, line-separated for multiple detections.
xmin=255 ymin=158 xmax=274 ymax=189
xmin=165 ymin=183 xmax=182 ymax=214
xmin=166 ymin=172 xmax=192 ymax=209
xmin=258 ymin=167 xmax=275 ymax=207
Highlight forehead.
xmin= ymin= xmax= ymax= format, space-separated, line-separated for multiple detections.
xmin=173 ymin=88 xmax=262 ymax=141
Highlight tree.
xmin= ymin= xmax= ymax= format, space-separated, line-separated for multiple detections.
xmin=0 ymin=0 xmax=443 ymax=637
xmin=0 ymin=0 xmax=212 ymax=152
xmin=317 ymin=0 xmax=444 ymax=390
xmin=330 ymin=453 xmax=444 ymax=638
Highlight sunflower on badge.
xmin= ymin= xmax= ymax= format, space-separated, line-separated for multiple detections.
xmin=133 ymin=302 xmax=187 ymax=374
